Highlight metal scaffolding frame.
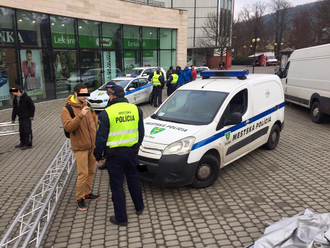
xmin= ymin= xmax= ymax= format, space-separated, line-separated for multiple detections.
xmin=0 ymin=139 xmax=75 ymax=248
xmin=0 ymin=122 xmax=19 ymax=137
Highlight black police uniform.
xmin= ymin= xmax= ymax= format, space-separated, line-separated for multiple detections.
xmin=94 ymin=97 xmax=145 ymax=224
xmin=151 ymin=72 xmax=164 ymax=107
xmin=166 ymin=74 xmax=177 ymax=96
xmin=12 ymin=91 xmax=35 ymax=147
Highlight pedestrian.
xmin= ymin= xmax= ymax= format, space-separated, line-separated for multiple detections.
xmin=183 ymin=65 xmax=193 ymax=84
xmin=175 ymin=66 xmax=185 ymax=88
xmin=191 ymin=66 xmax=197 ymax=81
xmin=10 ymin=85 xmax=35 ymax=150
xmin=166 ymin=69 xmax=178 ymax=96
xmin=150 ymin=67 xmax=165 ymax=107
xmin=97 ymin=81 xmax=129 ymax=171
xmin=61 ymin=83 xmax=101 ymax=211
xmin=202 ymin=61 xmax=207 ymax=66
xmin=94 ymin=85 xmax=145 ymax=226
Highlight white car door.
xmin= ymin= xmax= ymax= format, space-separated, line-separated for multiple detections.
xmin=138 ymin=78 xmax=150 ymax=102
xmin=126 ymin=79 xmax=141 ymax=104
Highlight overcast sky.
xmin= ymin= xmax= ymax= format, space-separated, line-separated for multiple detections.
xmin=234 ymin=0 xmax=316 ymax=19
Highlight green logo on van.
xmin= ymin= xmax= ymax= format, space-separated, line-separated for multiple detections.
xmin=225 ymin=132 xmax=231 ymax=141
xmin=150 ymin=127 xmax=165 ymax=135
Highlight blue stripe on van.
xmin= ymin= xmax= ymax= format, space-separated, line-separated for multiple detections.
xmin=191 ymin=102 xmax=285 ymax=151
xmin=125 ymin=83 xmax=153 ymax=95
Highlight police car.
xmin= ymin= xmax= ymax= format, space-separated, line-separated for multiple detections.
xmin=138 ymin=70 xmax=285 ymax=188
xmin=87 ymin=76 xmax=152 ymax=111
xmin=125 ymin=67 xmax=167 ymax=81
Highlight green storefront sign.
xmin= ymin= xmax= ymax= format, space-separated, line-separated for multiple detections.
xmin=52 ymin=33 xmax=115 ymax=48
xmin=52 ymin=33 xmax=157 ymax=50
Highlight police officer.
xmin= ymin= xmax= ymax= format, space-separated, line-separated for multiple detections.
xmin=94 ymin=85 xmax=145 ymax=226
xmin=97 ymin=81 xmax=130 ymax=170
xmin=166 ymin=69 xmax=178 ymax=96
xmin=149 ymin=67 xmax=164 ymax=107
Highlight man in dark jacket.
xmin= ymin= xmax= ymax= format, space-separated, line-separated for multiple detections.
xmin=11 ymin=85 xmax=35 ymax=150
xmin=166 ymin=69 xmax=178 ymax=96
xmin=94 ymin=85 xmax=145 ymax=226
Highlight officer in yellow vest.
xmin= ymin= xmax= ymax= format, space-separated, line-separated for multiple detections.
xmin=150 ymin=67 xmax=165 ymax=107
xmin=166 ymin=69 xmax=178 ymax=96
xmin=94 ymin=85 xmax=145 ymax=226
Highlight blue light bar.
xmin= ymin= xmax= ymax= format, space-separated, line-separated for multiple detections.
xmin=118 ymin=74 xmax=123 ymax=77
xmin=131 ymin=74 xmax=138 ymax=77
xmin=201 ymin=70 xmax=249 ymax=80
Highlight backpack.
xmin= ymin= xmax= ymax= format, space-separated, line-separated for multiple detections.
xmin=64 ymin=103 xmax=91 ymax=138
xmin=64 ymin=105 xmax=75 ymax=138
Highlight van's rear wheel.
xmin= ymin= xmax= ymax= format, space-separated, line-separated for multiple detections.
xmin=311 ymin=101 xmax=324 ymax=123
xmin=191 ymin=154 xmax=219 ymax=189
xmin=264 ymin=124 xmax=280 ymax=150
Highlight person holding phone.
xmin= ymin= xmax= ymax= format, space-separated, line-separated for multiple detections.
xmin=61 ymin=83 xmax=101 ymax=211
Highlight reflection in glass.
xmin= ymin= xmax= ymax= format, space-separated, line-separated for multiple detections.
xmin=78 ymin=20 xmax=100 ymax=48
xmin=50 ymin=15 xmax=75 ymax=48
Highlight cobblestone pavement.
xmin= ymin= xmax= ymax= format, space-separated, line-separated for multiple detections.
xmin=1 ymin=79 xmax=330 ymax=247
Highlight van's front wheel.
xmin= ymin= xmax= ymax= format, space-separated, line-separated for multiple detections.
xmin=191 ymin=154 xmax=219 ymax=189
xmin=311 ymin=101 xmax=324 ymax=123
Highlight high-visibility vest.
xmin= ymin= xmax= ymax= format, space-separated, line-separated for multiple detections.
xmin=105 ymin=102 xmax=139 ymax=148
xmin=171 ymin=74 xmax=178 ymax=85
xmin=152 ymin=73 xmax=162 ymax=86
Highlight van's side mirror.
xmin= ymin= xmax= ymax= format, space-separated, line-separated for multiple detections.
xmin=225 ymin=112 xmax=242 ymax=126
xmin=275 ymin=68 xmax=283 ymax=78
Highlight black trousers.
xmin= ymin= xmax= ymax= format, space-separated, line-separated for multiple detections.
xmin=106 ymin=148 xmax=144 ymax=222
xmin=168 ymin=85 xmax=177 ymax=96
xmin=19 ymin=117 xmax=33 ymax=146
xmin=153 ymin=87 xmax=162 ymax=107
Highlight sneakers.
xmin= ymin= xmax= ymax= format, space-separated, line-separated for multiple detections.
xmin=77 ymin=198 xmax=87 ymax=211
xmin=15 ymin=143 xmax=25 ymax=148
xmin=85 ymin=193 xmax=101 ymax=200
xmin=136 ymin=206 xmax=145 ymax=215
xmin=110 ymin=216 xmax=128 ymax=226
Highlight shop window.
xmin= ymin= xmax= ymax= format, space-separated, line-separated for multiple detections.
xmin=20 ymin=49 xmax=47 ymax=101
xmin=123 ymin=25 xmax=140 ymax=50
xmin=0 ymin=48 xmax=18 ymax=108
xmin=17 ymin=10 xmax=48 ymax=48
xmin=0 ymin=8 xmax=15 ymax=47
xmin=160 ymin=29 xmax=171 ymax=49
xmin=123 ymin=51 xmax=140 ymax=73
xmin=75 ymin=50 xmax=102 ymax=91
xmin=78 ymin=20 xmax=100 ymax=48
xmin=102 ymin=51 xmax=122 ymax=83
xmin=172 ymin=51 xmax=176 ymax=67
xmin=142 ymin=51 xmax=157 ymax=67
xmin=50 ymin=15 xmax=75 ymax=48
xmin=160 ymin=50 xmax=171 ymax=70
xmin=142 ymin=27 xmax=157 ymax=49
xmin=172 ymin=29 xmax=177 ymax=49
xmin=54 ymin=50 xmax=77 ymax=98
xmin=102 ymin=23 xmax=121 ymax=49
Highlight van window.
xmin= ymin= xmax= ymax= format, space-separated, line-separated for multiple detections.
xmin=218 ymin=89 xmax=248 ymax=129
xmin=282 ymin=61 xmax=290 ymax=78
xmin=152 ymin=90 xmax=228 ymax=125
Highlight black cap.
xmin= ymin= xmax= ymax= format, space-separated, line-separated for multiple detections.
xmin=106 ymin=81 xmax=116 ymax=88
xmin=109 ymin=85 xmax=125 ymax=96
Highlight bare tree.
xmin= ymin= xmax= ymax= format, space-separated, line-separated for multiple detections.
xmin=313 ymin=0 xmax=330 ymax=44
xmin=269 ymin=0 xmax=292 ymax=58
xmin=198 ymin=7 xmax=232 ymax=65
xmin=288 ymin=10 xmax=313 ymax=48
xmin=238 ymin=2 xmax=268 ymax=53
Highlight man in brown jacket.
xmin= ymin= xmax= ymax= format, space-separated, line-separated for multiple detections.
xmin=61 ymin=83 xmax=101 ymax=210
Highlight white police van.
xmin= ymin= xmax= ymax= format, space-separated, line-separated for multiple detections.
xmin=138 ymin=70 xmax=285 ymax=188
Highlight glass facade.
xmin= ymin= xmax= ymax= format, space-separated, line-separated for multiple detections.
xmin=0 ymin=6 xmax=177 ymax=109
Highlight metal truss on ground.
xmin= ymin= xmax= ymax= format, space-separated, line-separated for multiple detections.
xmin=0 ymin=122 xmax=19 ymax=137
xmin=0 ymin=139 xmax=75 ymax=248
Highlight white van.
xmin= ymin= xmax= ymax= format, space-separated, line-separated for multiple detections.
xmin=277 ymin=44 xmax=330 ymax=123
xmin=138 ymin=70 xmax=285 ymax=188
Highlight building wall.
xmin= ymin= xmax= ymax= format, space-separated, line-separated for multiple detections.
xmin=1 ymin=0 xmax=188 ymax=67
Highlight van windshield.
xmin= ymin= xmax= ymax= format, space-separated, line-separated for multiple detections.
xmin=152 ymin=90 xmax=228 ymax=125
